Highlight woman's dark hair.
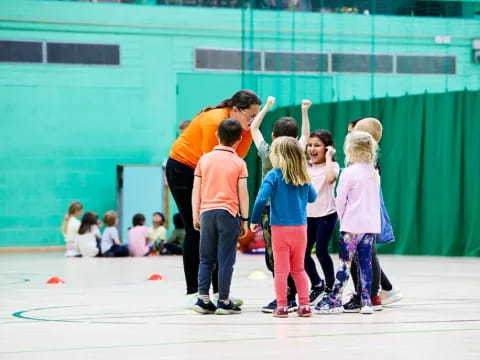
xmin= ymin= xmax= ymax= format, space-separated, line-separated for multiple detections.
xmin=173 ymin=213 xmax=185 ymax=229
xmin=309 ymin=129 xmax=336 ymax=161
xmin=78 ymin=212 xmax=99 ymax=235
xmin=132 ymin=213 xmax=146 ymax=227
xmin=200 ymin=90 xmax=261 ymax=113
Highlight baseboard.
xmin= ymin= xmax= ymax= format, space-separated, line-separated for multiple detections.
xmin=0 ymin=246 xmax=64 ymax=254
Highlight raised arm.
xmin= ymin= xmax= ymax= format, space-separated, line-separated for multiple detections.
xmin=250 ymin=96 xmax=276 ymax=148
xmin=299 ymin=99 xmax=312 ymax=149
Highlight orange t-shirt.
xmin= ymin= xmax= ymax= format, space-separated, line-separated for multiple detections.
xmin=169 ymin=108 xmax=253 ymax=168
xmin=194 ymin=146 xmax=248 ymax=217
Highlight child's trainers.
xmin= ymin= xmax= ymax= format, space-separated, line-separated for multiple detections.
xmin=360 ymin=305 xmax=374 ymax=314
xmin=193 ymin=298 xmax=216 ymax=314
xmin=213 ymin=293 xmax=243 ymax=307
xmin=287 ymin=299 xmax=298 ymax=313
xmin=315 ymin=296 xmax=343 ymax=314
xmin=273 ymin=306 xmax=289 ymax=318
xmin=309 ymin=284 xmax=325 ymax=305
xmin=261 ymin=299 xmax=277 ymax=313
xmin=379 ymin=288 xmax=403 ymax=305
xmin=215 ymin=300 xmax=241 ymax=315
xmin=342 ymin=294 xmax=361 ymax=313
xmin=297 ymin=305 xmax=313 ymax=317
xmin=371 ymin=295 xmax=383 ymax=311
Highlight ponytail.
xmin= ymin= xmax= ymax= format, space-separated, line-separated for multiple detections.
xmin=61 ymin=201 xmax=83 ymax=234
xmin=197 ymin=90 xmax=261 ymax=115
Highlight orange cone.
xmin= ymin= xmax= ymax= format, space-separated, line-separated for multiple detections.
xmin=148 ymin=274 xmax=164 ymax=281
xmin=46 ymin=276 xmax=64 ymax=284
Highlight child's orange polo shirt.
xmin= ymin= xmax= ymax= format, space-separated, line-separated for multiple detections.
xmin=194 ymin=145 xmax=248 ymax=217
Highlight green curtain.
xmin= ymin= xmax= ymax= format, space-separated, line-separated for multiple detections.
xmin=245 ymin=90 xmax=480 ymax=257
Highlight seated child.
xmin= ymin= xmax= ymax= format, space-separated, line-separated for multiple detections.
xmin=161 ymin=213 xmax=185 ymax=255
xmin=147 ymin=212 xmax=167 ymax=251
xmin=61 ymin=201 xmax=83 ymax=257
xmin=128 ymin=213 xmax=150 ymax=257
xmin=101 ymin=211 xmax=129 ymax=257
xmin=75 ymin=212 xmax=101 ymax=257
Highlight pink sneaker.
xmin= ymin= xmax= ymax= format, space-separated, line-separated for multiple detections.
xmin=297 ymin=305 xmax=313 ymax=317
xmin=273 ymin=306 xmax=289 ymax=318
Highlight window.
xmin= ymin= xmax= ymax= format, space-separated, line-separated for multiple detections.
xmin=264 ymin=52 xmax=328 ymax=73
xmin=195 ymin=48 xmax=262 ymax=71
xmin=47 ymin=43 xmax=120 ymax=65
xmin=0 ymin=40 xmax=43 ymax=63
xmin=332 ymin=54 xmax=393 ymax=73
xmin=396 ymin=55 xmax=456 ymax=74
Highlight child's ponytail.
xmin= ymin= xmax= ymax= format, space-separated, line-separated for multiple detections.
xmin=61 ymin=201 xmax=83 ymax=234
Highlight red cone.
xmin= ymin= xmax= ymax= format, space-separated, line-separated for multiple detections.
xmin=148 ymin=274 xmax=164 ymax=281
xmin=46 ymin=276 xmax=64 ymax=284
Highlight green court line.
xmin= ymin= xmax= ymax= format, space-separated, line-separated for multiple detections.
xmin=12 ymin=306 xmax=85 ymax=323
xmin=0 ymin=328 xmax=479 ymax=355
xmin=10 ymin=305 xmax=480 ymax=326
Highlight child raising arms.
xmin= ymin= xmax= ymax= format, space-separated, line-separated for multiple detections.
xmin=305 ymin=129 xmax=339 ymax=304
xmin=250 ymin=136 xmax=316 ymax=318
xmin=316 ymin=131 xmax=380 ymax=315
xmin=249 ymin=97 xmax=311 ymax=313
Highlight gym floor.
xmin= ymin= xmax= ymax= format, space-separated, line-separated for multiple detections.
xmin=0 ymin=252 xmax=479 ymax=359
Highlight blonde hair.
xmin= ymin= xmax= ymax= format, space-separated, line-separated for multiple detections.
xmin=103 ymin=211 xmax=117 ymax=227
xmin=354 ymin=117 xmax=383 ymax=143
xmin=271 ymin=136 xmax=310 ymax=186
xmin=61 ymin=201 xmax=83 ymax=234
xmin=344 ymin=131 xmax=378 ymax=166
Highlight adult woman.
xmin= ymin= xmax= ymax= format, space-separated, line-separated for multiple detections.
xmin=165 ymin=90 xmax=261 ymax=306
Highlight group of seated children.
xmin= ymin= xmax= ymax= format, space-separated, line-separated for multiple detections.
xmin=61 ymin=203 xmax=185 ymax=257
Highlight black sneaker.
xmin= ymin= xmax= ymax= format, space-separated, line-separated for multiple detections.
xmin=215 ymin=300 xmax=241 ymax=315
xmin=261 ymin=299 xmax=277 ymax=313
xmin=193 ymin=298 xmax=216 ymax=314
xmin=309 ymin=284 xmax=325 ymax=305
xmin=342 ymin=294 xmax=361 ymax=313
xmin=287 ymin=299 xmax=298 ymax=312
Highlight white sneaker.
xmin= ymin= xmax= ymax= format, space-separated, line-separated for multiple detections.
xmin=212 ymin=293 xmax=243 ymax=307
xmin=380 ymin=289 xmax=403 ymax=306
xmin=64 ymin=250 xmax=80 ymax=257
xmin=360 ymin=305 xmax=373 ymax=314
xmin=184 ymin=293 xmax=198 ymax=310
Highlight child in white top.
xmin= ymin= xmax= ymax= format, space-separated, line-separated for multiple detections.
xmin=61 ymin=201 xmax=83 ymax=257
xmin=75 ymin=212 xmax=101 ymax=258
xmin=316 ymin=131 xmax=380 ymax=315
xmin=305 ymin=129 xmax=340 ymax=304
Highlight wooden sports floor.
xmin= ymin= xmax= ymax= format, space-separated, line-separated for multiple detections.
xmin=0 ymin=252 xmax=479 ymax=359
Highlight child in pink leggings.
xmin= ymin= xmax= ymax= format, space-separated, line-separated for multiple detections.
xmin=250 ymin=137 xmax=317 ymax=318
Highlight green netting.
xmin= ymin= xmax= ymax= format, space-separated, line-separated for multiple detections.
xmin=243 ymin=89 xmax=480 ymax=256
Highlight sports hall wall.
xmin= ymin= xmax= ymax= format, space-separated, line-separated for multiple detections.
xmin=0 ymin=0 xmax=479 ymax=254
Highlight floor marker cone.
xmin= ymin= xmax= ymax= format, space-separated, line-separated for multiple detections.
xmin=148 ymin=274 xmax=164 ymax=281
xmin=46 ymin=276 xmax=64 ymax=284
xmin=248 ymin=270 xmax=268 ymax=280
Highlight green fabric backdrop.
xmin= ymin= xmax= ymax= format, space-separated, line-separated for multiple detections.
xmin=244 ymin=90 xmax=480 ymax=257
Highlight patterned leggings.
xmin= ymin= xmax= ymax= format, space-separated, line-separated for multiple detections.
xmin=330 ymin=232 xmax=374 ymax=306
